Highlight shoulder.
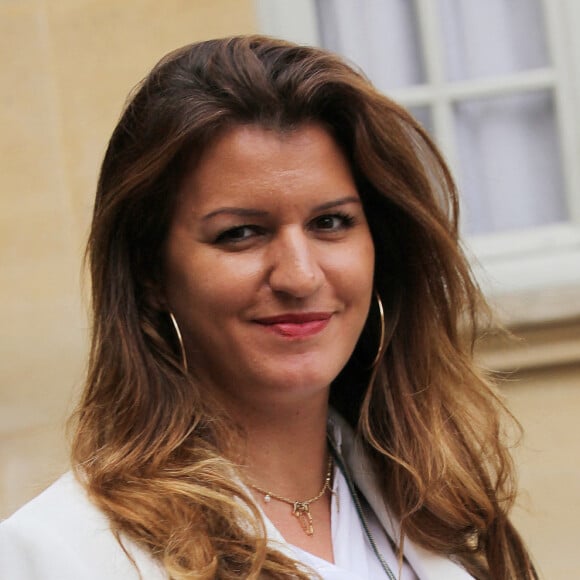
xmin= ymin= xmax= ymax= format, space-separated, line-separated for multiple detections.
xmin=0 ymin=472 xmax=166 ymax=580
xmin=2 ymin=472 xmax=102 ymax=531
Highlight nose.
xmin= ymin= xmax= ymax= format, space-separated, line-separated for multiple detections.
xmin=267 ymin=227 xmax=324 ymax=298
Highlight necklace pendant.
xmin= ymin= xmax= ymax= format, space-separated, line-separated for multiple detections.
xmin=293 ymin=501 xmax=314 ymax=536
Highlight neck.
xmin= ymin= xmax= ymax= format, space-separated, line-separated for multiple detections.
xmin=231 ymin=395 xmax=331 ymax=499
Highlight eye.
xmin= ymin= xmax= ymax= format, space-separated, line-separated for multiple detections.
xmin=311 ymin=212 xmax=356 ymax=232
xmin=214 ymin=225 xmax=263 ymax=245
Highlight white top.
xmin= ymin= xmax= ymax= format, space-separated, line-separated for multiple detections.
xmin=274 ymin=413 xmax=417 ymax=579
xmin=285 ymin=465 xmax=417 ymax=579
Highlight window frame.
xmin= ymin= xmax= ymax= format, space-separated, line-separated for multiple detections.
xmin=255 ymin=0 xmax=580 ymax=323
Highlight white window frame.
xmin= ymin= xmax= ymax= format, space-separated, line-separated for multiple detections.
xmin=256 ymin=0 xmax=580 ymax=325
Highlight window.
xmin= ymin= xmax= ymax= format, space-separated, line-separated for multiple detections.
xmin=256 ymin=0 xmax=580 ymax=323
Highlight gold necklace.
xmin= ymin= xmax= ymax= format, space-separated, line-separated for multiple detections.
xmin=249 ymin=456 xmax=333 ymax=536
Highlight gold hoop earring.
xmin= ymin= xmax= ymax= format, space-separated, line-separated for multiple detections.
xmin=370 ymin=291 xmax=386 ymax=368
xmin=169 ymin=311 xmax=188 ymax=373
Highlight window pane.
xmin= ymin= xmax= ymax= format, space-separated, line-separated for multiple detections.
xmin=408 ymin=106 xmax=434 ymax=136
xmin=454 ymin=91 xmax=567 ymax=234
xmin=438 ymin=0 xmax=550 ymax=81
xmin=316 ymin=0 xmax=425 ymax=90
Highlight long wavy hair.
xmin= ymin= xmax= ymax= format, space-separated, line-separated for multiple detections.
xmin=72 ymin=36 xmax=536 ymax=579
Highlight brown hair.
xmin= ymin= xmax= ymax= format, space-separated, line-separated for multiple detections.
xmin=73 ymin=35 xmax=536 ymax=579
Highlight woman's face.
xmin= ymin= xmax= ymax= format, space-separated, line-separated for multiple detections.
xmin=164 ymin=123 xmax=374 ymax=410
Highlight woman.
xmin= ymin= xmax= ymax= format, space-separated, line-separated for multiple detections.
xmin=0 ymin=36 xmax=536 ymax=579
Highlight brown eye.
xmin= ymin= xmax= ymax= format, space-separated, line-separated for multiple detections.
xmin=312 ymin=212 xmax=356 ymax=231
xmin=316 ymin=216 xmax=339 ymax=229
xmin=215 ymin=225 xmax=262 ymax=244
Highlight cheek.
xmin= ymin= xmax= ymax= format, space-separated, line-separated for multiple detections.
xmin=351 ymin=238 xmax=375 ymax=320
xmin=166 ymin=250 xmax=265 ymax=318
xmin=164 ymin=245 xmax=209 ymax=317
xmin=334 ymin=237 xmax=375 ymax=296
xmin=323 ymin=265 xmax=373 ymax=337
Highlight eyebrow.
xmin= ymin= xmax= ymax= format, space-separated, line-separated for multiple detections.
xmin=202 ymin=207 xmax=269 ymax=221
xmin=202 ymin=196 xmax=361 ymax=221
xmin=313 ymin=196 xmax=361 ymax=211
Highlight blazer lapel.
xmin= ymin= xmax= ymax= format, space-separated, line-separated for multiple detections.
xmin=329 ymin=411 xmax=473 ymax=580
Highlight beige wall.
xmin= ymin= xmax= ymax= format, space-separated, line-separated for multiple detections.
xmin=1 ymin=2 xmax=579 ymax=578
xmin=0 ymin=0 xmax=257 ymax=515
xmin=506 ymin=362 xmax=580 ymax=579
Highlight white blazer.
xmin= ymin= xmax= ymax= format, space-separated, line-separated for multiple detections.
xmin=0 ymin=414 xmax=472 ymax=579
xmin=327 ymin=412 xmax=473 ymax=580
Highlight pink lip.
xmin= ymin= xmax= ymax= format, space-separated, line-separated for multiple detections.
xmin=254 ymin=312 xmax=332 ymax=338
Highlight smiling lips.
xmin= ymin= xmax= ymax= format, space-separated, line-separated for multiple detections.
xmin=254 ymin=312 xmax=333 ymax=338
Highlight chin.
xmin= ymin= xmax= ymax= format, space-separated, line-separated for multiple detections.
xmin=263 ymin=365 xmax=340 ymax=397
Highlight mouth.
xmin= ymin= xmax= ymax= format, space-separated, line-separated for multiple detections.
xmin=254 ymin=312 xmax=333 ymax=338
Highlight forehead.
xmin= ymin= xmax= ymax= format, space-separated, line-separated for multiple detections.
xmin=176 ymin=123 xmax=357 ymax=211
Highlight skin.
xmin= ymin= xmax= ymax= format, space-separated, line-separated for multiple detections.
xmin=164 ymin=123 xmax=375 ymax=561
